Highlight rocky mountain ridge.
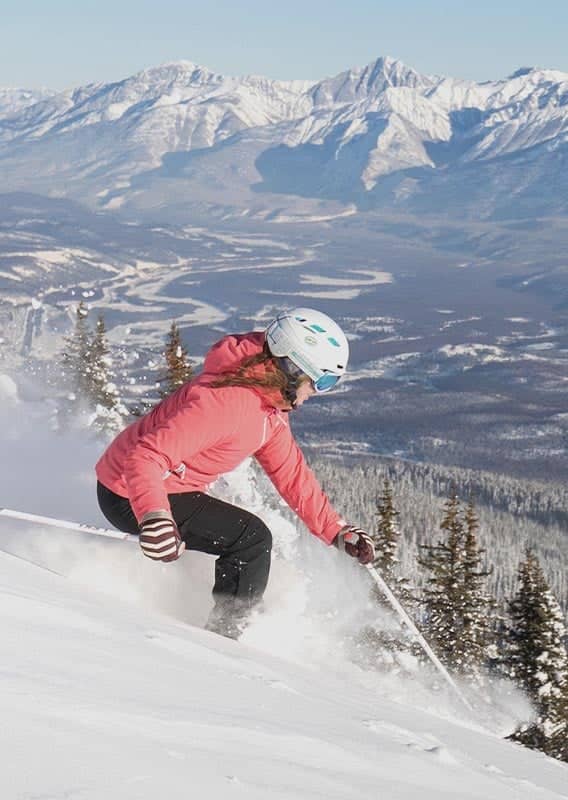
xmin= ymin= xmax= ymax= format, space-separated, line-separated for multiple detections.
xmin=1 ymin=56 xmax=567 ymax=220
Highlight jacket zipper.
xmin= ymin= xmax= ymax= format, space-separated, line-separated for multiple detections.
xmin=260 ymin=415 xmax=268 ymax=449
xmin=162 ymin=463 xmax=186 ymax=481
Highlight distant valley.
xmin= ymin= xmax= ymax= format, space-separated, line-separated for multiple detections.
xmin=2 ymin=193 xmax=568 ymax=482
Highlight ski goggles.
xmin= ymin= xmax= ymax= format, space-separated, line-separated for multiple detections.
xmin=313 ymin=371 xmax=341 ymax=393
xmin=278 ymin=357 xmax=341 ymax=394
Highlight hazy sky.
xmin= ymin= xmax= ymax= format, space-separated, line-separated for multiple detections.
xmin=3 ymin=0 xmax=566 ymax=90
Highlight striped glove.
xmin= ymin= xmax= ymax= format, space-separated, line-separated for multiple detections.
xmin=335 ymin=525 xmax=375 ymax=565
xmin=139 ymin=511 xmax=185 ymax=562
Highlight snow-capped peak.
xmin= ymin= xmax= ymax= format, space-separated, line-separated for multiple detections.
xmin=131 ymin=60 xmax=222 ymax=89
xmin=310 ymin=56 xmax=435 ymax=108
xmin=1 ymin=56 xmax=568 ymax=220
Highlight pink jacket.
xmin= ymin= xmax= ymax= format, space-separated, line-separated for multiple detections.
xmin=96 ymin=332 xmax=345 ymax=545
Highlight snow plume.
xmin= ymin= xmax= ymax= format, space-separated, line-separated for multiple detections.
xmin=0 ymin=373 xmax=530 ymax=736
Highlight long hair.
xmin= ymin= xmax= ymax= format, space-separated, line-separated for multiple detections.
xmin=210 ymin=341 xmax=306 ymax=401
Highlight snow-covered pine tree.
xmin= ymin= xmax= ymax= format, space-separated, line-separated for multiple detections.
xmin=89 ymin=315 xmax=117 ymax=408
xmin=419 ymin=493 xmax=466 ymax=671
xmin=58 ymin=301 xmax=93 ymax=425
xmin=418 ymin=493 xmax=492 ymax=676
xmin=460 ymin=500 xmax=494 ymax=680
xmin=159 ymin=321 xmax=194 ymax=397
xmin=86 ymin=314 xmax=126 ymax=435
xmin=506 ymin=548 xmax=568 ymax=762
xmin=360 ymin=480 xmax=419 ymax=671
xmin=63 ymin=301 xmax=91 ymax=392
xmin=373 ymin=479 xmax=400 ymax=579
xmin=373 ymin=478 xmax=416 ymax=606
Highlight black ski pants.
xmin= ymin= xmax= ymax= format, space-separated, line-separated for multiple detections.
xmin=97 ymin=482 xmax=272 ymax=604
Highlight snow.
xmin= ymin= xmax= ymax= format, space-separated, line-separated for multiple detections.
xmin=438 ymin=344 xmax=509 ymax=363
xmin=103 ymin=194 xmax=126 ymax=210
xmin=526 ymin=342 xmax=556 ymax=351
xmin=269 ymin=206 xmax=357 ymax=223
xmin=260 ymin=287 xmax=366 ymax=301
xmin=2 ymin=57 xmax=568 ymax=217
xmin=1 ymin=544 xmax=567 ymax=799
xmin=300 ymin=269 xmax=393 ymax=287
xmin=0 ymin=373 xmax=19 ymax=404
xmin=0 ymin=379 xmax=567 ymax=798
xmin=0 ymin=86 xmax=55 ymax=116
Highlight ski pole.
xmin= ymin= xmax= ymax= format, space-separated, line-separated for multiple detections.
xmin=0 ymin=546 xmax=65 ymax=576
xmin=0 ymin=507 xmax=138 ymax=543
xmin=365 ymin=563 xmax=473 ymax=712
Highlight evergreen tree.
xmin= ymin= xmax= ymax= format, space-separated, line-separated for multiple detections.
xmin=460 ymin=500 xmax=494 ymax=677
xmin=89 ymin=315 xmax=117 ymax=409
xmin=373 ymin=478 xmax=416 ymax=606
xmin=419 ymin=493 xmax=468 ymax=672
xmin=361 ymin=480 xmax=420 ymax=671
xmin=159 ymin=322 xmax=193 ymax=397
xmin=506 ymin=549 xmax=568 ymax=762
xmin=59 ymin=302 xmax=93 ymax=420
xmin=373 ymin=479 xmax=400 ymax=579
xmin=418 ymin=495 xmax=493 ymax=680
xmin=87 ymin=314 xmax=125 ymax=435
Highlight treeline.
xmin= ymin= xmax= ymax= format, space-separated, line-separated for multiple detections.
xmin=368 ymin=481 xmax=568 ymax=763
xmin=309 ymin=447 xmax=568 ymax=528
xmin=381 ymin=457 xmax=568 ymax=529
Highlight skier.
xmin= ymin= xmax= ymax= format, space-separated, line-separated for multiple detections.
xmin=95 ymin=308 xmax=374 ymax=637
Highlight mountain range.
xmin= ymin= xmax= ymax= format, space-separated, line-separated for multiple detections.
xmin=1 ymin=57 xmax=567 ymax=222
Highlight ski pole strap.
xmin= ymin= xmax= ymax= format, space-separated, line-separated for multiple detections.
xmin=0 ymin=507 xmax=138 ymax=543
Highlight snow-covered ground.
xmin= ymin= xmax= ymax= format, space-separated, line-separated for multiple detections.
xmin=3 ymin=550 xmax=568 ymax=800
xmin=1 ymin=375 xmax=567 ymax=799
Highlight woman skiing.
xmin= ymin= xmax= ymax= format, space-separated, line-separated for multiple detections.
xmin=96 ymin=308 xmax=374 ymax=637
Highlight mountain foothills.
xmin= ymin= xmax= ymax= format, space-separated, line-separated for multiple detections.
xmin=1 ymin=57 xmax=568 ymax=221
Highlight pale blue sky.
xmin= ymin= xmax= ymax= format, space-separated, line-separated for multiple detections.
xmin=2 ymin=0 xmax=566 ymax=89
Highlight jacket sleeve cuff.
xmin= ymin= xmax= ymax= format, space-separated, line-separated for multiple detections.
xmin=140 ymin=510 xmax=174 ymax=525
xmin=321 ymin=518 xmax=348 ymax=546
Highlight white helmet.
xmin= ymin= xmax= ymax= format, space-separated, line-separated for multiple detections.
xmin=265 ymin=307 xmax=349 ymax=393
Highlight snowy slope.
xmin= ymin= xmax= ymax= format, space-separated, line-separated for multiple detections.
xmin=1 ymin=57 xmax=568 ymax=219
xmin=0 ymin=376 xmax=567 ymax=799
xmin=2 ymin=546 xmax=568 ymax=800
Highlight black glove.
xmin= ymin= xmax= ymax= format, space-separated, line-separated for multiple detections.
xmin=335 ymin=525 xmax=375 ymax=565
xmin=139 ymin=511 xmax=185 ymax=562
